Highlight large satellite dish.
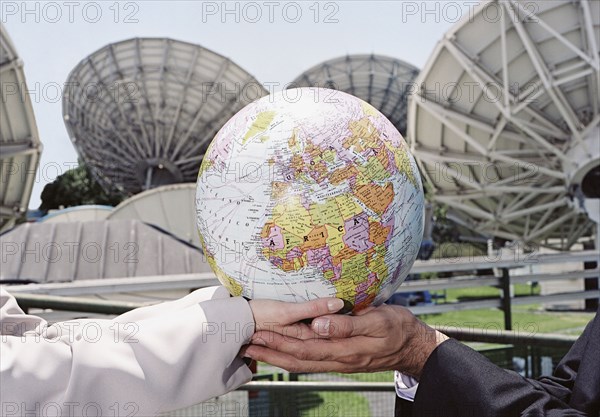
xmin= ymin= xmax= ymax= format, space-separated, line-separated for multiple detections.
xmin=39 ymin=205 xmax=114 ymax=223
xmin=291 ymin=54 xmax=419 ymax=135
xmin=407 ymin=0 xmax=599 ymax=250
xmin=0 ymin=25 xmax=42 ymax=231
xmin=1 ymin=219 xmax=211 ymax=282
xmin=107 ymin=183 xmax=199 ymax=247
xmin=63 ymin=38 xmax=268 ymax=195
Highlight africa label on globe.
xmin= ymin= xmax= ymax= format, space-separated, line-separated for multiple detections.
xmin=196 ymin=88 xmax=424 ymax=311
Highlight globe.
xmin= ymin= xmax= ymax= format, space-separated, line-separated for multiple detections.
xmin=196 ymin=88 xmax=424 ymax=312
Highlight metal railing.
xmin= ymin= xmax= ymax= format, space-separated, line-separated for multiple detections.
xmin=404 ymin=250 xmax=598 ymax=329
xmin=238 ymin=381 xmax=395 ymax=392
xmin=230 ymin=326 xmax=581 ymax=404
xmin=442 ymin=327 xmax=578 ymax=348
xmin=11 ymin=292 xmax=148 ymax=315
xmin=6 ymin=250 xmax=599 ymax=331
xmin=6 ymin=264 xmax=591 ymax=417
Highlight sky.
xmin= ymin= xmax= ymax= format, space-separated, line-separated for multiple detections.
xmin=2 ymin=0 xmax=478 ymax=208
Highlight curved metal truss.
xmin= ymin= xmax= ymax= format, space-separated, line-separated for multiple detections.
xmin=63 ymin=38 xmax=268 ymax=195
xmin=407 ymin=0 xmax=599 ymax=250
xmin=291 ymin=54 xmax=419 ymax=135
xmin=107 ymin=183 xmax=199 ymax=247
xmin=39 ymin=205 xmax=113 ymax=223
xmin=0 ymin=24 xmax=42 ymax=231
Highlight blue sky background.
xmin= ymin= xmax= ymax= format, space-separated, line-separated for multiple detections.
xmin=2 ymin=1 xmax=476 ymax=208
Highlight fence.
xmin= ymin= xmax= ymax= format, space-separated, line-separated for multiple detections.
xmin=5 ymin=250 xmax=597 ymax=417
xmin=404 ymin=249 xmax=599 ymax=329
xmin=9 ymin=249 xmax=599 ymax=330
xmin=231 ymin=328 xmax=577 ymax=417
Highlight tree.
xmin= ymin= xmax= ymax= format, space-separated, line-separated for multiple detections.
xmin=431 ymin=203 xmax=461 ymax=244
xmin=39 ymin=164 xmax=124 ymax=212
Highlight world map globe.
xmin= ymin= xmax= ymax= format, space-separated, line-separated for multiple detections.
xmin=196 ymin=88 xmax=424 ymax=312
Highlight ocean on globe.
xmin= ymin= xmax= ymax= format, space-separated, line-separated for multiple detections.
xmin=196 ymin=88 xmax=424 ymax=312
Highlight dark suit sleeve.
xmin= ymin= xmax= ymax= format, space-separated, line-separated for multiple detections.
xmin=396 ymin=310 xmax=599 ymax=417
xmin=411 ymin=339 xmax=585 ymax=417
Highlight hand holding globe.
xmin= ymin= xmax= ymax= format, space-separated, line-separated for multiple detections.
xmin=196 ymin=88 xmax=424 ymax=312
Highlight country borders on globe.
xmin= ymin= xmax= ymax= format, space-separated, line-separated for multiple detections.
xmin=196 ymin=88 xmax=424 ymax=312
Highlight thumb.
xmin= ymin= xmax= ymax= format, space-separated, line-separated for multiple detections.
xmin=282 ymin=298 xmax=345 ymax=324
xmin=250 ymin=298 xmax=344 ymax=328
xmin=312 ymin=313 xmax=373 ymax=338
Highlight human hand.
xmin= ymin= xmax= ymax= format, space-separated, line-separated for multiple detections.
xmin=244 ymin=304 xmax=448 ymax=379
xmin=247 ymin=297 xmax=345 ymax=337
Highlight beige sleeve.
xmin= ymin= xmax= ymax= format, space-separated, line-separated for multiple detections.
xmin=0 ymin=286 xmax=255 ymax=416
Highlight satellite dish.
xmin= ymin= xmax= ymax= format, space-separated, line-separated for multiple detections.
xmin=39 ymin=205 xmax=114 ymax=223
xmin=407 ymin=0 xmax=599 ymax=250
xmin=291 ymin=54 xmax=419 ymax=135
xmin=107 ymin=183 xmax=199 ymax=247
xmin=0 ymin=219 xmax=211 ymax=282
xmin=0 ymin=25 xmax=42 ymax=231
xmin=63 ymin=37 xmax=268 ymax=195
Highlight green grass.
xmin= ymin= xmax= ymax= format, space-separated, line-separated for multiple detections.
xmin=339 ymin=371 xmax=394 ymax=383
xmin=423 ymin=283 xmax=594 ymax=335
xmin=295 ymin=374 xmax=372 ymax=417
xmin=252 ymin=368 xmax=379 ymax=417
xmin=298 ymin=391 xmax=371 ymax=417
xmin=422 ymin=305 xmax=593 ymax=334
xmin=434 ymin=283 xmax=540 ymax=303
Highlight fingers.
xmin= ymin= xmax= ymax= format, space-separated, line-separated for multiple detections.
xmin=251 ymin=330 xmax=386 ymax=363
xmin=252 ymin=331 xmax=342 ymax=361
xmin=311 ymin=312 xmax=376 ymax=338
xmin=249 ymin=298 xmax=344 ymax=330
xmin=262 ymin=322 xmax=322 ymax=341
xmin=281 ymin=298 xmax=345 ymax=323
xmin=311 ymin=305 xmax=411 ymax=338
xmin=245 ymin=305 xmax=421 ymax=375
xmin=243 ymin=344 xmax=352 ymax=373
xmin=354 ymin=306 xmax=376 ymax=316
xmin=244 ymin=341 xmax=394 ymax=374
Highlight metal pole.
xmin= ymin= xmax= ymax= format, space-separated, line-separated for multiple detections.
xmin=13 ymin=293 xmax=148 ymax=315
xmin=583 ymin=239 xmax=599 ymax=311
xmin=502 ymin=268 xmax=513 ymax=330
xmin=145 ymin=166 xmax=152 ymax=190
xmin=237 ymin=381 xmax=396 ymax=392
xmin=441 ymin=327 xmax=577 ymax=349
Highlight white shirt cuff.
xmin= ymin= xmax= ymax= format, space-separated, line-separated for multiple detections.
xmin=394 ymin=371 xmax=419 ymax=402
